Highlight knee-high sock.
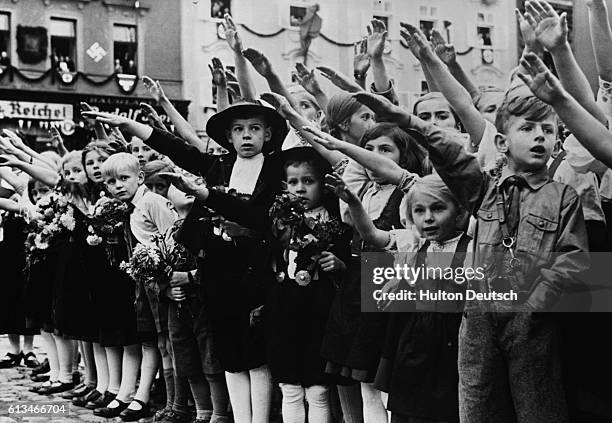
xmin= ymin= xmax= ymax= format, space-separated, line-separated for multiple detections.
xmin=280 ymin=383 xmax=306 ymax=423
xmin=361 ymin=382 xmax=387 ymax=423
xmin=206 ymin=373 xmax=230 ymax=418
xmin=250 ymin=365 xmax=273 ymax=423
xmin=225 ymin=371 xmax=252 ymax=423
xmin=115 ymin=344 xmax=140 ymax=402
xmin=79 ymin=341 xmax=97 ymax=387
xmin=187 ymin=374 xmax=212 ymax=419
xmin=53 ymin=335 xmax=75 ymax=384
xmin=131 ymin=341 xmax=159 ymax=406
xmin=338 ymin=384 xmax=364 ymax=423
xmin=92 ymin=343 xmax=109 ymax=392
xmin=105 ymin=346 xmax=124 ymax=395
xmin=7 ymin=334 xmax=20 ymax=355
xmin=163 ymin=368 xmax=175 ymax=407
xmin=305 ymin=385 xmax=332 ymax=423
xmin=172 ymin=373 xmax=191 ymax=415
xmin=23 ymin=335 xmax=34 ymax=354
xmin=40 ymin=331 xmax=59 ymax=381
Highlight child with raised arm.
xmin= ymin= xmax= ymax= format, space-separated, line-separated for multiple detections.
xmin=352 ymin=89 xmax=588 ymax=421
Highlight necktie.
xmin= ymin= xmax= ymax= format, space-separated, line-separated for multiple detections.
xmin=503 ymin=176 xmax=525 ymax=236
xmin=122 ymin=203 xmax=136 ymax=260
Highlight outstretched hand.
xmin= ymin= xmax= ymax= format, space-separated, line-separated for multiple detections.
xmin=352 ymin=91 xmax=404 ymax=122
xmin=209 ymin=57 xmax=227 ymax=87
xmin=81 ymin=111 xmax=131 ymax=127
xmin=367 ymin=19 xmax=388 ymax=59
xmin=260 ymin=92 xmax=296 ymax=119
xmin=223 ymin=13 xmax=244 ymax=53
xmin=302 ymin=126 xmax=343 ymax=150
xmin=143 ymin=76 xmax=167 ymax=103
xmin=0 ymin=154 xmax=20 ymax=168
xmin=158 ymin=172 xmax=203 ymax=195
xmin=515 ymin=8 xmax=541 ymax=53
xmin=317 ymin=65 xmax=364 ymax=93
xmin=518 ymin=53 xmax=566 ymax=105
xmin=294 ymin=62 xmax=323 ymax=95
xmin=525 ymin=0 xmax=568 ymax=53
xmin=140 ymin=103 xmax=166 ymax=130
xmin=431 ymin=30 xmax=456 ymax=65
xmin=353 ymin=38 xmax=370 ymax=78
xmin=399 ymin=23 xmax=434 ymax=62
xmin=242 ymin=48 xmax=274 ymax=78
xmin=325 ymin=172 xmax=359 ymax=204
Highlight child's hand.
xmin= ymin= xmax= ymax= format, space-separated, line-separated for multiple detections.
xmin=0 ymin=138 xmax=17 ymax=155
xmin=325 ymin=172 xmax=359 ymax=204
xmin=142 ymin=76 xmax=167 ymax=103
xmin=260 ymin=92 xmax=296 ymax=119
xmin=0 ymin=154 xmax=20 ymax=168
xmin=81 ymin=111 xmax=131 ymax=128
xmin=49 ymin=127 xmax=67 ymax=152
xmin=223 ymin=13 xmax=244 ymax=53
xmin=242 ymin=48 xmax=273 ymax=79
xmin=317 ymin=66 xmax=364 ymax=93
xmin=294 ymin=62 xmax=323 ymax=96
xmin=302 ymin=125 xmax=343 ymax=150
xmin=158 ymin=172 xmax=203 ymax=195
xmin=319 ymin=251 xmax=346 ymax=272
xmin=3 ymin=129 xmax=27 ymax=151
xmin=526 ymin=0 xmax=568 ymax=53
xmin=166 ymin=286 xmax=186 ymax=302
xmin=352 ymin=91 xmax=405 ymax=122
xmin=400 ymin=23 xmax=435 ymax=62
xmin=367 ymin=19 xmax=388 ymax=59
xmin=108 ymin=127 xmax=129 ymax=152
xmin=515 ymin=8 xmax=541 ymax=53
xmin=518 ymin=53 xmax=566 ymax=105
xmin=353 ymin=38 xmax=370 ymax=79
xmin=249 ymin=305 xmax=264 ymax=327
xmin=209 ymin=57 xmax=227 ymax=88
xmin=139 ymin=103 xmax=166 ymax=130
xmin=431 ymin=30 xmax=457 ymax=66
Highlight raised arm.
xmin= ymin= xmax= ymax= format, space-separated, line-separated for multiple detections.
xmin=519 ymin=52 xmax=612 ymax=168
xmin=325 ymin=172 xmax=389 ymax=247
xmin=294 ymin=62 xmax=329 ymax=111
xmin=223 ymin=14 xmax=256 ymax=101
xmin=406 ymin=25 xmax=487 ymax=149
xmin=431 ymin=30 xmax=480 ymax=100
xmin=0 ymin=155 xmax=60 ymax=187
xmin=353 ymin=38 xmax=370 ymax=90
xmin=367 ymin=19 xmax=398 ymax=104
xmin=399 ymin=22 xmax=439 ymax=92
xmin=527 ymin=0 xmax=607 ymax=124
xmin=2 ymin=130 xmax=58 ymax=171
xmin=143 ymin=76 xmax=206 ymax=152
xmin=260 ymin=92 xmax=345 ymax=166
xmin=588 ymin=0 xmax=612 ymax=83
xmin=303 ymin=125 xmax=406 ymax=184
xmin=210 ymin=57 xmax=231 ymax=112
xmin=80 ymin=102 xmax=110 ymax=142
xmin=317 ymin=65 xmax=365 ymax=94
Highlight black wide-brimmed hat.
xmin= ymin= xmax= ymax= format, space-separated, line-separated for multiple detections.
xmin=205 ymin=100 xmax=289 ymax=154
xmin=268 ymin=146 xmax=332 ymax=178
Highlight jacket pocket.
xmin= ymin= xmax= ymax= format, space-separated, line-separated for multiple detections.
xmin=476 ymin=208 xmax=502 ymax=246
xmin=517 ymin=213 xmax=558 ymax=255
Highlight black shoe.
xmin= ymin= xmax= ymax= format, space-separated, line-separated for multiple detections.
xmin=36 ymin=381 xmax=74 ymax=395
xmin=60 ymin=383 xmax=91 ymax=399
xmin=94 ymin=399 xmax=129 ymax=418
xmin=22 ymin=352 xmax=40 ymax=368
xmin=73 ymin=389 xmax=102 ymax=408
xmin=30 ymin=358 xmax=49 ymax=376
xmin=28 ymin=383 xmax=50 ymax=393
xmin=85 ymin=390 xmax=116 ymax=410
xmin=120 ymin=399 xmax=151 ymax=421
xmin=0 ymin=352 xmax=22 ymax=368
xmin=158 ymin=410 xmax=193 ymax=423
xmin=30 ymin=374 xmax=49 ymax=383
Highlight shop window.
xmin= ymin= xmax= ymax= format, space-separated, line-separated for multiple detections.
xmin=0 ymin=13 xmax=9 ymax=66
xmin=211 ymin=0 xmax=231 ymax=19
xmin=50 ymin=18 xmax=76 ymax=72
xmin=419 ymin=20 xmax=434 ymax=41
xmin=113 ymin=24 xmax=137 ymax=75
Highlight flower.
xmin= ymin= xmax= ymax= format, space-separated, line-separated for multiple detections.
xmin=86 ymin=234 xmax=103 ymax=246
xmin=59 ymin=213 xmax=75 ymax=231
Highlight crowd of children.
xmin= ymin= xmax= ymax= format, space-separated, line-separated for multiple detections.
xmin=1 ymin=1 xmax=612 ymax=422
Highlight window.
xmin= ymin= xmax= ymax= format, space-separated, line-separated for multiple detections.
xmin=419 ymin=20 xmax=434 ymax=41
xmin=50 ymin=18 xmax=76 ymax=72
xmin=0 ymin=13 xmax=10 ymax=66
xmin=211 ymin=0 xmax=231 ymax=19
xmin=373 ymin=15 xmax=388 ymax=29
xmin=290 ymin=6 xmax=308 ymax=27
xmin=477 ymin=26 xmax=492 ymax=47
xmin=113 ymin=24 xmax=137 ymax=75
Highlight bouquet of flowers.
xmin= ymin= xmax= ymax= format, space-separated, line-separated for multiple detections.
xmin=24 ymin=191 xmax=76 ymax=266
xmin=269 ymin=193 xmax=347 ymax=286
xmin=86 ymin=196 xmax=132 ymax=246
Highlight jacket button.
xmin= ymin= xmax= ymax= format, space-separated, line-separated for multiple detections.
xmin=448 ymin=342 xmax=453 ymax=347
xmin=487 ymin=213 xmax=492 ymax=218
xmin=538 ymin=220 xmax=545 ymax=227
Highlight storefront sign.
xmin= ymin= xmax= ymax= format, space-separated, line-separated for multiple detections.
xmin=0 ymin=100 xmax=73 ymax=120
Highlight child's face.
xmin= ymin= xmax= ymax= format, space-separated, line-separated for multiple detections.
xmin=285 ymin=163 xmax=323 ymax=210
xmin=477 ymin=91 xmax=504 ymax=124
xmin=145 ymin=176 xmax=170 ymax=198
xmin=104 ymin=168 xmax=143 ymax=202
xmin=31 ymin=181 xmax=51 ymax=204
xmin=410 ymin=191 xmax=459 ymax=242
xmin=345 ymin=105 xmax=375 ymax=143
xmin=295 ymin=92 xmax=321 ymax=123
xmin=130 ymin=137 xmax=158 ymax=167
xmin=416 ymin=97 xmax=458 ymax=132
xmin=62 ymin=157 xmax=87 ymax=185
xmin=84 ymin=150 xmax=109 ymax=184
xmin=364 ymin=135 xmax=401 ymax=183
xmin=227 ymin=117 xmax=271 ymax=158
xmin=501 ymin=115 xmax=557 ymax=172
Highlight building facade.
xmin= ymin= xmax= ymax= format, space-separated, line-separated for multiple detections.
xmin=0 ymin=0 xmax=187 ymax=149
xmin=181 ymin=0 xmax=520 ymax=133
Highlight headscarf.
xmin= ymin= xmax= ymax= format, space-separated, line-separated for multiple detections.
xmin=326 ymin=92 xmax=363 ymax=134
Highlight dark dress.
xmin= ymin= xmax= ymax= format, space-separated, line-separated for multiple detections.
xmin=321 ymin=188 xmax=404 ymax=382
xmin=264 ymin=214 xmax=351 ymax=387
xmin=147 ymin=128 xmax=278 ymax=372
xmin=381 ymin=234 xmax=470 ymax=423
xmin=0 ymin=213 xmax=37 ymax=335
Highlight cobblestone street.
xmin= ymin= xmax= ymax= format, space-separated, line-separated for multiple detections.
xmin=0 ymin=335 xmax=154 ymax=423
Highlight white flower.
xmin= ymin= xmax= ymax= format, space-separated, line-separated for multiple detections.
xmin=59 ymin=213 xmax=76 ymax=231
xmin=34 ymin=233 xmax=49 ymax=250
xmin=86 ymin=234 xmax=103 ymax=246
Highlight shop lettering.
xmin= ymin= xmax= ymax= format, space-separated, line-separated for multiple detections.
xmin=0 ymin=101 xmax=73 ymax=120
